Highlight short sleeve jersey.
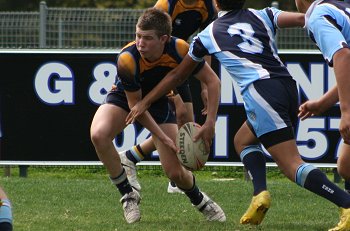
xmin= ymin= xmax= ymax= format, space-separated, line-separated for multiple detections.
xmin=116 ymin=37 xmax=204 ymax=105
xmin=305 ymin=0 xmax=350 ymax=66
xmin=188 ymin=7 xmax=291 ymax=93
xmin=154 ymin=0 xmax=216 ymax=41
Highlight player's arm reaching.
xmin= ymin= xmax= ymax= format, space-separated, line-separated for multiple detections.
xmin=276 ymin=11 xmax=305 ymax=28
xmin=126 ymin=55 xmax=220 ymax=152
xmin=298 ymin=86 xmax=339 ymax=120
xmin=125 ymin=89 xmax=177 ymax=153
xmin=118 ymin=60 xmax=177 ymax=153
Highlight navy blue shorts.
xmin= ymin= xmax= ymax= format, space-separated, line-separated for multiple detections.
xmin=176 ymin=81 xmax=192 ymax=103
xmin=243 ymin=77 xmax=298 ymax=148
xmin=104 ymin=90 xmax=176 ymax=124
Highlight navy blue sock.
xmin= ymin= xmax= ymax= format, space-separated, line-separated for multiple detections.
xmin=178 ymin=175 xmax=203 ymax=205
xmin=297 ymin=164 xmax=350 ymax=208
xmin=0 ymin=222 xmax=12 ymax=231
xmin=109 ymin=168 xmax=133 ymax=196
xmin=126 ymin=145 xmax=145 ymax=164
xmin=240 ymin=145 xmax=267 ymax=195
xmin=345 ymin=180 xmax=350 ymax=193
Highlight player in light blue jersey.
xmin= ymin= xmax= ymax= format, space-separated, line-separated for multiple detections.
xmin=296 ymin=0 xmax=350 ymax=230
xmin=126 ymin=0 xmax=350 ymax=229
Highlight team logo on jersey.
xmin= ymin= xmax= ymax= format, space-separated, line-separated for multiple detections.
xmin=175 ymin=18 xmax=182 ymax=25
xmin=248 ymin=111 xmax=256 ymax=121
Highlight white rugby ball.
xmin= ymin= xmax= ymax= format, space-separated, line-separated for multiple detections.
xmin=176 ymin=122 xmax=209 ymax=171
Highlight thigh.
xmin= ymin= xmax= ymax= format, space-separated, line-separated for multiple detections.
xmin=234 ymin=121 xmax=259 ymax=153
xmin=90 ymin=103 xmax=128 ymax=139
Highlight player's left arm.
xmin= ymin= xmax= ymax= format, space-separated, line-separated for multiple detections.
xmin=192 ymin=61 xmax=220 ymax=151
xmin=125 ymin=89 xmax=177 ymax=152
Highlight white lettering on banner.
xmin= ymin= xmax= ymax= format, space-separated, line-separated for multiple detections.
xmin=296 ymin=118 xmax=328 ymax=160
xmin=89 ymin=63 xmax=117 ymax=104
xmin=220 ymin=67 xmax=243 ymax=105
xmin=34 ymin=62 xmax=74 ymax=104
xmin=287 ymin=63 xmax=325 ymax=100
xmin=214 ymin=116 xmax=229 ymax=157
xmin=113 ymin=124 xmax=136 ymax=151
xmin=31 ymin=58 xmax=340 ymax=162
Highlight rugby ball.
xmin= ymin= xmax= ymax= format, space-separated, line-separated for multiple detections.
xmin=176 ymin=122 xmax=209 ymax=171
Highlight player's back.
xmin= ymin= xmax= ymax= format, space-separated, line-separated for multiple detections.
xmin=194 ymin=8 xmax=291 ymax=91
xmin=155 ymin=0 xmax=215 ymax=41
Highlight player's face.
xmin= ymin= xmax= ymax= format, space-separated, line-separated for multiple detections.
xmin=135 ymin=28 xmax=168 ymax=62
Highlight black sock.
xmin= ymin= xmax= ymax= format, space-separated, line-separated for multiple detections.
xmin=125 ymin=150 xmax=139 ymax=164
xmin=0 ymin=222 xmax=12 ymax=231
xmin=126 ymin=144 xmax=145 ymax=164
xmin=345 ymin=180 xmax=350 ymax=193
xmin=240 ymin=145 xmax=267 ymax=195
xmin=109 ymin=168 xmax=133 ymax=196
xmin=303 ymin=169 xmax=350 ymax=208
xmin=178 ymin=175 xmax=203 ymax=205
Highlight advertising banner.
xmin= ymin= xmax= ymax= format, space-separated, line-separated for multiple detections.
xmin=0 ymin=51 xmax=341 ymax=164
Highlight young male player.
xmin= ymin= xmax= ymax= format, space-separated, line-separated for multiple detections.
xmin=90 ymin=8 xmax=225 ymax=224
xmin=0 ymin=186 xmax=13 ymax=231
xmin=126 ymin=0 xmax=350 ymax=229
xmin=119 ymin=0 xmax=217 ymax=194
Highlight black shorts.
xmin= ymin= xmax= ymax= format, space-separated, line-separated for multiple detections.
xmin=176 ymin=80 xmax=192 ymax=103
xmin=104 ymin=90 xmax=176 ymax=124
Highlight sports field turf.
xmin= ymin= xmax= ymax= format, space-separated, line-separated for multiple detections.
xmin=0 ymin=166 xmax=344 ymax=231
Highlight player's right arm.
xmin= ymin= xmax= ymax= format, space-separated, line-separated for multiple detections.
xmin=276 ymin=11 xmax=305 ymax=28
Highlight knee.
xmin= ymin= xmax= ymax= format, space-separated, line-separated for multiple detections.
xmin=90 ymin=127 xmax=107 ymax=148
xmin=337 ymin=165 xmax=350 ymax=181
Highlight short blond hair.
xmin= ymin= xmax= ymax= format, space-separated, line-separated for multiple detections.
xmin=136 ymin=8 xmax=172 ymax=37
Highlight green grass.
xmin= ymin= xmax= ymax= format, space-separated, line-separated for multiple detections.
xmin=0 ymin=166 xmax=345 ymax=231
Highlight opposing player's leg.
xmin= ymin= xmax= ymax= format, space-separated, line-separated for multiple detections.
xmin=90 ymin=93 xmax=140 ymax=224
xmin=266 ymin=138 xmax=350 ymax=231
xmin=234 ymin=121 xmax=270 ymax=225
xmin=120 ymin=137 xmax=155 ymax=191
xmin=0 ymin=187 xmax=12 ymax=231
xmin=154 ymin=123 xmax=226 ymax=222
xmin=244 ymin=77 xmax=350 ymax=229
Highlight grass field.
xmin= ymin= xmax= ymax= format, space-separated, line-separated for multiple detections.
xmin=0 ymin=166 xmax=345 ymax=231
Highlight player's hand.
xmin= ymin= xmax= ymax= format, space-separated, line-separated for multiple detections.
xmin=193 ymin=122 xmax=214 ymax=153
xmin=161 ymin=135 xmax=178 ymax=153
xmin=126 ymin=100 xmax=149 ymax=124
xmin=340 ymin=112 xmax=350 ymax=145
xmin=298 ymin=100 xmax=322 ymax=120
